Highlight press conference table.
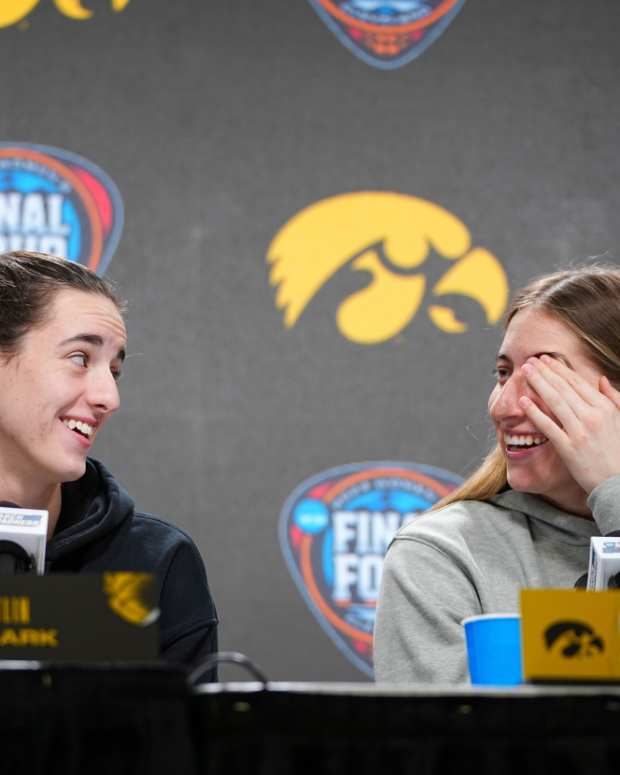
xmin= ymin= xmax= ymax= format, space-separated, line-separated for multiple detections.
xmin=2 ymin=663 xmax=620 ymax=774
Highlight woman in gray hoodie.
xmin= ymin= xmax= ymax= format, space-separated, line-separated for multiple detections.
xmin=374 ymin=266 xmax=620 ymax=683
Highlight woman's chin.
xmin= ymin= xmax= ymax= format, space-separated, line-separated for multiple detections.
xmin=55 ymin=458 xmax=88 ymax=484
xmin=506 ymin=471 xmax=545 ymax=495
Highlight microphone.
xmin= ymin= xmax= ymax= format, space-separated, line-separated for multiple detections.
xmin=0 ymin=502 xmax=48 ymax=575
xmin=586 ymin=536 xmax=620 ymax=590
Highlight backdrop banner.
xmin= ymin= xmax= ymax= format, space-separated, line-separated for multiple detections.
xmin=1 ymin=0 xmax=618 ymax=680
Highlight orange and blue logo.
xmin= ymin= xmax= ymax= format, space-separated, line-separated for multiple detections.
xmin=306 ymin=0 xmax=466 ymax=69
xmin=268 ymin=191 xmax=508 ymax=345
xmin=279 ymin=461 xmax=462 ymax=675
xmin=0 ymin=143 xmax=123 ymax=273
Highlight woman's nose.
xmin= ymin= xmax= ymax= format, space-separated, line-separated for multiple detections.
xmin=88 ymin=369 xmax=121 ymax=414
xmin=491 ymin=370 xmax=534 ymax=420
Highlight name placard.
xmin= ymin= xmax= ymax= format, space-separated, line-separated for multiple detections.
xmin=521 ymin=588 xmax=620 ymax=682
xmin=0 ymin=573 xmax=159 ymax=661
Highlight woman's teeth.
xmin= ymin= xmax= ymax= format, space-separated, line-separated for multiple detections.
xmin=63 ymin=419 xmax=94 ymax=438
xmin=504 ymin=433 xmax=547 ymax=448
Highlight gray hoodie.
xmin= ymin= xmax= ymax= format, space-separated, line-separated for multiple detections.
xmin=373 ymin=475 xmax=620 ymax=684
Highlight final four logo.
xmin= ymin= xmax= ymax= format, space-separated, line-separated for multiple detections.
xmin=306 ymin=0 xmax=466 ymax=69
xmin=0 ymin=143 xmax=123 ymax=273
xmin=279 ymin=461 xmax=462 ymax=675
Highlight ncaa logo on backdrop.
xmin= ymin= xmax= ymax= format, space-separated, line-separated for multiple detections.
xmin=306 ymin=0 xmax=466 ymax=70
xmin=0 ymin=0 xmax=131 ymax=28
xmin=279 ymin=461 xmax=462 ymax=675
xmin=0 ymin=143 xmax=123 ymax=273
xmin=268 ymin=191 xmax=508 ymax=345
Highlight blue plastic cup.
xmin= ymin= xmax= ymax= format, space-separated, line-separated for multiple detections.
xmin=462 ymin=613 xmax=522 ymax=686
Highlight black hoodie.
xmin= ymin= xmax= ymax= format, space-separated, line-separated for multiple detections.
xmin=46 ymin=458 xmax=218 ymax=676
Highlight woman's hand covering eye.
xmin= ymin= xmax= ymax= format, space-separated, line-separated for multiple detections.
xmin=519 ymin=355 xmax=620 ymax=495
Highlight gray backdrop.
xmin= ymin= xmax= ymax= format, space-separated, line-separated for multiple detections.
xmin=1 ymin=0 xmax=619 ymax=680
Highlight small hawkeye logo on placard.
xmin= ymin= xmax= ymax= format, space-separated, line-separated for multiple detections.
xmin=544 ymin=621 xmax=605 ymax=659
xmin=0 ymin=0 xmax=131 ymax=28
xmin=267 ymin=192 xmax=508 ymax=345
xmin=103 ymin=573 xmax=159 ymax=628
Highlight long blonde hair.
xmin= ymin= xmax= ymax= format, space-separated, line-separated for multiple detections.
xmin=434 ymin=265 xmax=620 ymax=510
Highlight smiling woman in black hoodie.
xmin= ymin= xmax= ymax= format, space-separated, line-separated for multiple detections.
xmin=0 ymin=250 xmax=218 ymax=674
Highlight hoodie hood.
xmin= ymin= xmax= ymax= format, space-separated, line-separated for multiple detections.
xmin=489 ymin=488 xmax=599 ymax=546
xmin=46 ymin=458 xmax=134 ymax=565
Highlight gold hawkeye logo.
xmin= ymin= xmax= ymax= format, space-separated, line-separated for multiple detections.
xmin=267 ymin=192 xmax=508 ymax=345
xmin=103 ymin=572 xmax=159 ymax=627
xmin=0 ymin=0 xmax=131 ymax=28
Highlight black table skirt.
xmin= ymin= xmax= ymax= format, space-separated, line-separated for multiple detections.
xmin=3 ymin=666 xmax=620 ymax=775
xmin=0 ymin=663 xmax=194 ymax=775
xmin=193 ymin=683 xmax=620 ymax=775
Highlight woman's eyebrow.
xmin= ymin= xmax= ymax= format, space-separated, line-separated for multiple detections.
xmin=58 ymin=333 xmax=126 ymax=362
xmin=495 ymin=351 xmax=574 ymax=369
xmin=532 ymin=351 xmax=574 ymax=368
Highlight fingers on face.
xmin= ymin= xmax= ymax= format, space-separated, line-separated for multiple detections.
xmin=525 ymin=356 xmax=620 ymax=444
xmin=600 ymin=375 xmax=620 ymax=410
xmin=521 ymin=358 xmax=575 ymax=416
xmin=523 ymin=356 xmax=600 ymax=425
xmin=538 ymin=355 xmax=603 ymax=406
xmin=518 ymin=394 xmax=565 ymax=446
xmin=522 ymin=358 xmax=591 ymax=438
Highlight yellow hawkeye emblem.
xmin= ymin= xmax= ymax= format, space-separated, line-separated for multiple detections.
xmin=103 ymin=572 xmax=159 ymax=627
xmin=267 ymin=192 xmax=508 ymax=345
xmin=0 ymin=0 xmax=131 ymax=28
